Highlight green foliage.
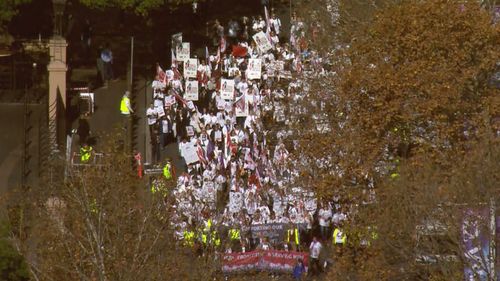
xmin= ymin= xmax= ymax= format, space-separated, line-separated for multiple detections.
xmin=79 ymin=0 xmax=197 ymax=15
xmin=0 ymin=222 xmax=29 ymax=281
xmin=0 ymin=0 xmax=30 ymax=25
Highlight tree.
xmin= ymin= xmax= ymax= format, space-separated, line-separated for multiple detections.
xmin=79 ymin=0 xmax=200 ymax=15
xmin=0 ymin=222 xmax=29 ymax=281
xmin=0 ymin=0 xmax=30 ymax=25
xmin=288 ymin=0 xmax=499 ymax=279
xmin=7 ymin=133 xmax=219 ymax=281
xmin=293 ymin=0 xmax=499 ymax=197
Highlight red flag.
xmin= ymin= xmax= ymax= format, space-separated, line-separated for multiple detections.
xmin=172 ymin=88 xmax=187 ymax=106
xmin=197 ymin=143 xmax=208 ymax=167
xmin=157 ymin=64 xmax=166 ymax=84
xmin=234 ymin=94 xmax=246 ymax=112
xmin=172 ymin=66 xmax=182 ymax=80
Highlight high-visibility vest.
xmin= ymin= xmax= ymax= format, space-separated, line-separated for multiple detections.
xmin=183 ymin=231 xmax=195 ymax=247
xmin=150 ymin=181 xmax=167 ymax=196
xmin=204 ymin=219 xmax=212 ymax=232
xmin=333 ymin=228 xmax=346 ymax=245
xmin=229 ymin=229 xmax=240 ymax=240
xmin=80 ymin=146 xmax=92 ymax=163
xmin=163 ymin=163 xmax=172 ymax=180
xmin=120 ymin=97 xmax=130 ymax=114
xmin=286 ymin=228 xmax=299 ymax=245
xmin=212 ymin=231 xmax=221 ymax=247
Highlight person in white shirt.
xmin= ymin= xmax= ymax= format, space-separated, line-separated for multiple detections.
xmin=146 ymin=103 xmax=158 ymax=140
xmin=309 ymin=237 xmax=322 ymax=276
xmin=270 ymin=12 xmax=281 ymax=35
xmin=318 ymin=203 xmax=332 ymax=241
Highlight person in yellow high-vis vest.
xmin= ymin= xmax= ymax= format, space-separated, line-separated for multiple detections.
xmin=286 ymin=228 xmax=300 ymax=251
xmin=120 ymin=91 xmax=134 ymax=140
xmin=80 ymin=143 xmax=93 ymax=163
xmin=183 ymin=230 xmax=195 ymax=247
xmin=120 ymin=91 xmax=134 ymax=115
xmin=333 ymin=227 xmax=347 ymax=246
xmin=229 ymin=228 xmax=240 ymax=241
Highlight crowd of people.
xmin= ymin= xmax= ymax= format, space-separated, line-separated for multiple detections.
xmin=143 ymin=6 xmax=353 ymax=270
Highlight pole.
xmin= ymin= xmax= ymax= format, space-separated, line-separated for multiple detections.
xmin=130 ymin=36 xmax=134 ymax=91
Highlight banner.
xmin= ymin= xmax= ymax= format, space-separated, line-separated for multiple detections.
xmin=222 ymin=251 xmax=261 ymax=273
xmin=185 ymin=80 xmax=199 ymax=101
xmin=221 ymin=79 xmax=235 ymax=100
xmin=252 ymin=32 xmax=273 ymax=53
xmin=241 ymin=223 xmax=286 ymax=240
xmin=176 ymin=42 xmax=190 ymax=62
xmin=184 ymin=58 xmax=198 ymax=79
xmin=181 ymin=142 xmax=199 ymax=165
xmin=247 ymin=59 xmax=262 ymax=80
xmin=261 ymin=250 xmax=309 ymax=272
xmin=222 ymin=250 xmax=308 ymax=273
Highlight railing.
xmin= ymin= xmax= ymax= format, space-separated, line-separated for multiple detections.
xmin=70 ymin=152 xmax=105 ymax=167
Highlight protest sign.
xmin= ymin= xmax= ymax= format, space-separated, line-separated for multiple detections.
xmin=184 ymin=58 xmax=198 ymax=79
xmin=186 ymin=126 xmax=194 ymax=137
xmin=156 ymin=106 xmax=165 ymax=118
xmin=215 ymin=131 xmax=222 ymax=142
xmin=185 ymin=80 xmax=199 ymax=101
xmin=253 ymin=32 xmax=273 ymax=53
xmin=201 ymin=181 xmax=216 ymax=203
xmin=181 ymin=142 xmax=199 ymax=165
xmin=220 ymin=79 xmax=235 ymax=100
xmin=247 ymin=58 xmax=262 ymax=80
xmin=176 ymin=42 xmax=190 ymax=62
xmin=165 ymin=95 xmax=176 ymax=107
xmin=186 ymin=101 xmax=195 ymax=111
xmin=171 ymin=33 xmax=182 ymax=50
xmin=222 ymin=250 xmax=308 ymax=273
xmin=229 ymin=192 xmax=243 ymax=213
xmin=228 ymin=67 xmax=240 ymax=77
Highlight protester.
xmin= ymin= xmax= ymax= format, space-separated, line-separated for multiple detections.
xmin=293 ymin=258 xmax=306 ymax=280
xmin=309 ymin=236 xmax=322 ymax=276
xmin=145 ymin=8 xmax=348 ymax=275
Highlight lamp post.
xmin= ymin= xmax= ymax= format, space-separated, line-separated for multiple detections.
xmin=52 ymin=0 xmax=67 ymax=37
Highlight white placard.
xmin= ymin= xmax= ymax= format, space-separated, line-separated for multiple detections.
xmin=176 ymin=42 xmax=190 ymax=62
xmin=220 ymin=79 xmax=235 ymax=100
xmin=252 ymin=32 xmax=273 ymax=53
xmin=202 ymin=181 xmax=216 ymax=203
xmin=181 ymin=142 xmax=199 ymax=165
xmin=247 ymin=58 xmax=262 ymax=80
xmin=165 ymin=95 xmax=176 ymax=107
xmin=184 ymin=58 xmax=198 ymax=79
xmin=215 ymin=131 xmax=222 ymax=142
xmin=228 ymin=67 xmax=240 ymax=77
xmin=186 ymin=126 xmax=194 ymax=136
xmin=186 ymin=101 xmax=195 ymax=110
xmin=229 ymin=192 xmax=243 ymax=213
xmin=185 ymin=80 xmax=199 ymax=101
